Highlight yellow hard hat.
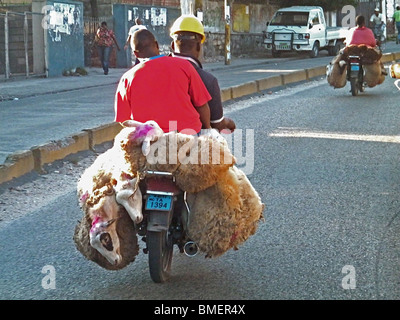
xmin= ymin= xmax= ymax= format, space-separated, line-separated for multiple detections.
xmin=170 ymin=15 xmax=205 ymax=43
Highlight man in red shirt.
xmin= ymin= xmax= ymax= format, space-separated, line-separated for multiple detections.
xmin=346 ymin=15 xmax=377 ymax=47
xmin=114 ymin=29 xmax=211 ymax=134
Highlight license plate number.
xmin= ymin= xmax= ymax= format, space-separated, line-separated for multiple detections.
xmin=146 ymin=195 xmax=172 ymax=211
xmin=351 ymin=65 xmax=360 ymax=71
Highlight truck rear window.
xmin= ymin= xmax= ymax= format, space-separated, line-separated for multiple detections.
xmin=269 ymin=12 xmax=309 ymax=26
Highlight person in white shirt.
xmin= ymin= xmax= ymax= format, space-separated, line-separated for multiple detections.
xmin=124 ymin=18 xmax=147 ymax=66
xmin=370 ymin=8 xmax=384 ymax=40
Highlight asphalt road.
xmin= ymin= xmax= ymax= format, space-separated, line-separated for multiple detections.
xmin=1 ymin=74 xmax=400 ymax=301
xmin=1 ymin=42 xmax=399 ymax=165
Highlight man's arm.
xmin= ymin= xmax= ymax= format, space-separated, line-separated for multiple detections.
xmin=114 ymin=76 xmax=132 ymax=122
xmin=211 ymin=117 xmax=236 ymax=132
xmin=196 ymin=103 xmax=211 ymax=129
xmin=124 ymin=35 xmax=131 ymax=50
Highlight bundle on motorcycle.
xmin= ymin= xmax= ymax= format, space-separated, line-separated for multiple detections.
xmin=326 ymin=44 xmax=385 ymax=91
xmin=74 ymin=121 xmax=264 ymax=277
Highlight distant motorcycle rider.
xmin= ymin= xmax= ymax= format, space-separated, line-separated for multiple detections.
xmin=345 ymin=15 xmax=387 ymax=76
xmin=346 ymin=15 xmax=377 ymax=48
xmin=369 ymin=8 xmax=385 ymax=41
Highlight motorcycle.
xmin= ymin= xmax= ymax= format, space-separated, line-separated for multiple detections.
xmin=136 ymin=169 xmax=198 ymax=283
xmin=373 ymin=23 xmax=386 ymax=51
xmin=347 ymin=55 xmax=365 ymax=96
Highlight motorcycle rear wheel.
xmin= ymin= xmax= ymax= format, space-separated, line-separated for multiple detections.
xmin=350 ymin=78 xmax=359 ymax=96
xmin=147 ymin=230 xmax=173 ymax=283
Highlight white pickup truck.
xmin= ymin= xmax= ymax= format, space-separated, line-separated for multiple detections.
xmin=263 ymin=6 xmax=349 ymax=58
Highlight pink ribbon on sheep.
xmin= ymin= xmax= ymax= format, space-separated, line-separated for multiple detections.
xmin=90 ymin=215 xmax=102 ymax=233
xmin=129 ymin=124 xmax=155 ymax=141
xmin=79 ymin=191 xmax=89 ymax=205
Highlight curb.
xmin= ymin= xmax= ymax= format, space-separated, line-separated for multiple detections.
xmin=0 ymin=122 xmax=122 ymax=184
xmin=1 ymin=52 xmax=399 ymax=185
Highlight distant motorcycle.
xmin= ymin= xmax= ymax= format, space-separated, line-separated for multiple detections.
xmin=347 ymin=55 xmax=364 ymax=96
xmin=373 ymin=23 xmax=386 ymax=51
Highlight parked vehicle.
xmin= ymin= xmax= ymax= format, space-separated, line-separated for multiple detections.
xmin=263 ymin=6 xmax=348 ymax=58
xmin=347 ymin=55 xmax=364 ymax=96
xmin=136 ymin=170 xmax=197 ymax=283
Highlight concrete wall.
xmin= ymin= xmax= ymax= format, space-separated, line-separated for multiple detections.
xmin=203 ymin=32 xmax=265 ymax=58
xmin=112 ymin=3 xmax=180 ymax=67
xmin=36 ymin=0 xmax=84 ymax=76
xmin=200 ymin=0 xmax=278 ymax=58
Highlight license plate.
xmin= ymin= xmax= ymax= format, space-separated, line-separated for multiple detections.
xmin=146 ymin=194 xmax=172 ymax=211
xmin=280 ymin=43 xmax=290 ymax=49
xmin=351 ymin=65 xmax=360 ymax=71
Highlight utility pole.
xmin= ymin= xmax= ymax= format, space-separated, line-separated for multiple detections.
xmin=224 ymin=0 xmax=231 ymax=65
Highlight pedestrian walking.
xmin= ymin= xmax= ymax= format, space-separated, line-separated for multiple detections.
xmin=393 ymin=6 xmax=400 ymax=44
xmin=124 ymin=18 xmax=147 ymax=66
xmin=369 ymin=8 xmax=385 ymax=41
xmin=94 ymin=21 xmax=120 ymax=75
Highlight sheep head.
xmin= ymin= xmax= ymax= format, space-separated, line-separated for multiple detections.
xmin=122 ymin=120 xmax=164 ymax=156
xmin=114 ymin=178 xmax=143 ymax=224
xmin=88 ymin=195 xmax=122 ymax=266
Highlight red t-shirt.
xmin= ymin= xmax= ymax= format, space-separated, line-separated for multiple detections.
xmin=347 ymin=26 xmax=376 ymax=47
xmin=114 ymin=55 xmax=211 ymax=133
xmin=96 ymin=28 xmax=115 ymax=47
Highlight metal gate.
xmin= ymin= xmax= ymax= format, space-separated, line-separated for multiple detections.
xmin=0 ymin=10 xmax=47 ymax=79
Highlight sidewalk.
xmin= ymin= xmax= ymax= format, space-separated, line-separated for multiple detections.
xmin=2 ymin=41 xmax=400 ymax=101
xmin=1 ymin=45 xmax=400 ymax=184
xmin=0 ymin=56 xmax=289 ymax=101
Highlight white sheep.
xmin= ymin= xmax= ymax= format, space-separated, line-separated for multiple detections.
xmin=74 ymin=120 xmax=264 ymax=268
xmin=75 ymin=133 xmax=141 ymax=270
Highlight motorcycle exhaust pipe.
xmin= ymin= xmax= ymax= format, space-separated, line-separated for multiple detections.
xmin=183 ymin=241 xmax=199 ymax=257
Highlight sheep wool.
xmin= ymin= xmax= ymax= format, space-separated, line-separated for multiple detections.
xmin=186 ymin=166 xmax=264 ymax=257
xmin=326 ymin=54 xmax=347 ymax=88
xmin=120 ymin=131 xmax=236 ymax=193
xmin=75 ymin=123 xmax=264 ymax=269
xmin=327 ymin=45 xmax=384 ymax=89
xmin=75 ymin=133 xmax=140 ymax=270
xmin=342 ymin=45 xmax=382 ymax=65
xmin=363 ymin=61 xmax=385 ymax=87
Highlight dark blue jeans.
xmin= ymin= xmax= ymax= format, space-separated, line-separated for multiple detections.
xmin=97 ymin=46 xmax=112 ymax=74
xmin=396 ymin=22 xmax=400 ymax=41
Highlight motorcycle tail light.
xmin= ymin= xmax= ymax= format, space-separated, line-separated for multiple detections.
xmin=146 ymin=177 xmax=181 ymax=195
